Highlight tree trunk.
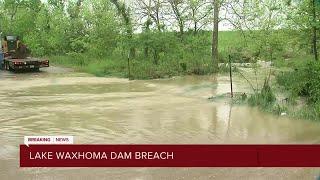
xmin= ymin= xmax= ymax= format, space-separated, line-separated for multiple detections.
xmin=153 ymin=49 xmax=159 ymax=65
xmin=212 ymin=0 xmax=219 ymax=68
xmin=192 ymin=8 xmax=197 ymax=35
xmin=179 ymin=21 xmax=184 ymax=36
xmin=111 ymin=0 xmax=135 ymax=58
xmin=169 ymin=1 xmax=184 ymax=36
xmin=144 ymin=0 xmax=151 ymax=58
xmin=312 ymin=0 xmax=318 ymax=61
xmin=144 ymin=47 xmax=149 ymax=58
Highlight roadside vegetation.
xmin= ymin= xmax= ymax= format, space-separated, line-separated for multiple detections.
xmin=274 ymin=59 xmax=320 ymax=120
xmin=1 ymin=0 xmax=320 ymax=120
xmin=48 ymin=31 xmax=241 ymax=79
xmin=0 ymin=0 xmax=282 ymax=79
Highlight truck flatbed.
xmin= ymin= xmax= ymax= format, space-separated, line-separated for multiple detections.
xmin=3 ymin=57 xmax=49 ymax=71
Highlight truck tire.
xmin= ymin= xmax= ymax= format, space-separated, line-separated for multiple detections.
xmin=5 ymin=62 xmax=9 ymax=70
xmin=6 ymin=62 xmax=14 ymax=71
xmin=9 ymin=66 xmax=13 ymax=71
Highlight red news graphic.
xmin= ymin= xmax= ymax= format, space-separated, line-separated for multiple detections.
xmin=20 ymin=145 xmax=320 ymax=167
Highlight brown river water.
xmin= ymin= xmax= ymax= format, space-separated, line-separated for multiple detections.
xmin=1 ymin=67 xmax=320 ymax=179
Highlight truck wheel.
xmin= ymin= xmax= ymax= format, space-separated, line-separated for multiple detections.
xmin=32 ymin=68 xmax=39 ymax=72
xmin=9 ymin=66 xmax=13 ymax=71
xmin=5 ymin=62 xmax=9 ymax=70
xmin=7 ymin=63 xmax=10 ymax=71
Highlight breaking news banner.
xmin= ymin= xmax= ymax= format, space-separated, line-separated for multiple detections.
xmin=20 ymin=137 xmax=320 ymax=167
xmin=24 ymin=136 xmax=74 ymax=147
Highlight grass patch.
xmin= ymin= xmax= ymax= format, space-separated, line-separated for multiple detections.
xmin=49 ymin=54 xmax=218 ymax=79
xmin=247 ymin=79 xmax=276 ymax=109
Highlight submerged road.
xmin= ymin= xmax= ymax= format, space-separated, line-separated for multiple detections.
xmin=1 ymin=66 xmax=320 ymax=179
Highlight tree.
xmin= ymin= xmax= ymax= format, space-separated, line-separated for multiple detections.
xmin=135 ymin=0 xmax=153 ymax=57
xmin=212 ymin=0 xmax=219 ymax=67
xmin=168 ymin=0 xmax=188 ymax=36
xmin=286 ymin=0 xmax=319 ymax=61
xmin=311 ymin=0 xmax=318 ymax=60
xmin=186 ymin=0 xmax=212 ymax=34
xmin=151 ymin=0 xmax=166 ymax=31
xmin=82 ymin=0 xmax=119 ymax=56
xmin=225 ymin=0 xmax=289 ymax=61
xmin=110 ymin=0 xmax=135 ymax=57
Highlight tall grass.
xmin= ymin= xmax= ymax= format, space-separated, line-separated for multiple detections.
xmin=275 ymin=58 xmax=320 ymax=120
xmin=49 ymin=53 xmax=217 ymax=79
xmin=247 ymin=79 xmax=276 ymax=109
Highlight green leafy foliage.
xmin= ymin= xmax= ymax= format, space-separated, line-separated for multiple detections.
xmin=277 ymin=60 xmax=320 ymax=104
xmin=248 ymin=79 xmax=276 ymax=108
xmin=0 ymin=0 xmax=319 ymax=82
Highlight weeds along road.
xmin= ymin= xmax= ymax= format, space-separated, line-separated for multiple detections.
xmin=1 ymin=66 xmax=320 ymax=179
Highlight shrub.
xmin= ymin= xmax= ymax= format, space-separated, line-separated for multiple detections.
xmin=276 ymin=60 xmax=320 ymax=104
xmin=248 ymin=79 xmax=276 ymax=108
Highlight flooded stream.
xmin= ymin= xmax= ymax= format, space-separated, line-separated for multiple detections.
xmin=1 ymin=67 xmax=320 ymax=179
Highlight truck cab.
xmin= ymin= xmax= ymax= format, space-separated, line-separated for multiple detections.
xmin=5 ymin=35 xmax=19 ymax=53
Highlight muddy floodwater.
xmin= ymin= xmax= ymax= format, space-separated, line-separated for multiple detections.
xmin=1 ymin=67 xmax=320 ymax=179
